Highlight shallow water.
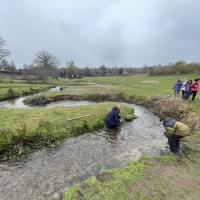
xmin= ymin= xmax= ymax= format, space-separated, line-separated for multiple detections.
xmin=0 ymin=86 xmax=91 ymax=108
xmin=0 ymin=105 xmax=167 ymax=200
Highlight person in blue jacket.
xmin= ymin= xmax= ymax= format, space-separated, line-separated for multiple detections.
xmin=105 ymin=105 xmax=122 ymax=128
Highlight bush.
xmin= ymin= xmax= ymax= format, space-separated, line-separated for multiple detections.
xmin=7 ymin=88 xmax=16 ymax=98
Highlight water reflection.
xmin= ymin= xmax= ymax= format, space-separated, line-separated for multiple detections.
xmin=0 ymin=86 xmax=92 ymax=109
xmin=104 ymin=127 xmax=121 ymax=144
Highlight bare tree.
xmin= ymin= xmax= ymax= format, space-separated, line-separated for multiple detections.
xmin=66 ymin=61 xmax=80 ymax=78
xmin=34 ymin=50 xmax=58 ymax=69
xmin=0 ymin=36 xmax=10 ymax=61
xmin=33 ymin=50 xmax=59 ymax=78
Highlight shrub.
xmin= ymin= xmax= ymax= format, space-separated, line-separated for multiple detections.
xmin=7 ymin=88 xmax=16 ymax=98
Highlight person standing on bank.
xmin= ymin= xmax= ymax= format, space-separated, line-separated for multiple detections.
xmin=190 ymin=78 xmax=200 ymax=101
xmin=173 ymin=78 xmax=183 ymax=97
xmin=181 ymin=78 xmax=187 ymax=98
xmin=161 ymin=117 xmax=190 ymax=153
xmin=105 ymin=105 xmax=122 ymax=128
xmin=183 ymin=80 xmax=192 ymax=100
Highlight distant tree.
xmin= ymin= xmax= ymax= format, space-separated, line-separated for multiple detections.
xmin=99 ymin=65 xmax=107 ymax=75
xmin=0 ymin=59 xmax=9 ymax=70
xmin=83 ymin=66 xmax=92 ymax=76
xmin=33 ymin=50 xmax=59 ymax=78
xmin=118 ymin=67 xmax=124 ymax=75
xmin=66 ymin=61 xmax=79 ymax=78
xmin=0 ymin=36 xmax=10 ymax=61
xmin=59 ymin=68 xmax=67 ymax=78
xmin=34 ymin=50 xmax=58 ymax=69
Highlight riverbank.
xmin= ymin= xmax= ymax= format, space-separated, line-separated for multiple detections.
xmin=62 ymin=97 xmax=200 ymax=200
xmin=64 ymin=141 xmax=200 ymax=200
xmin=0 ymin=102 xmax=135 ymax=161
xmin=58 ymin=76 xmax=200 ymax=200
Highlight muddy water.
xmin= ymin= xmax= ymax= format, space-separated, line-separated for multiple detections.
xmin=0 ymin=105 xmax=166 ymax=200
xmin=0 ymin=86 xmax=61 ymax=108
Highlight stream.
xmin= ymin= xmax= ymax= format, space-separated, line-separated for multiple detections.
xmin=0 ymin=100 xmax=167 ymax=200
xmin=0 ymin=87 xmax=91 ymax=108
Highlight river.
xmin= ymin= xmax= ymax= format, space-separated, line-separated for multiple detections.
xmin=0 ymin=101 xmax=166 ymax=200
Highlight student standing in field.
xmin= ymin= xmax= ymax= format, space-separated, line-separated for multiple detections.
xmin=161 ymin=117 xmax=190 ymax=153
xmin=183 ymin=80 xmax=192 ymax=100
xmin=173 ymin=78 xmax=183 ymax=97
xmin=181 ymin=78 xmax=187 ymax=98
xmin=190 ymin=78 xmax=200 ymax=101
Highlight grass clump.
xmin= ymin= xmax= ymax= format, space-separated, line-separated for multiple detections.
xmin=63 ymin=158 xmax=147 ymax=200
xmin=23 ymin=94 xmax=54 ymax=105
xmin=155 ymin=154 xmax=176 ymax=162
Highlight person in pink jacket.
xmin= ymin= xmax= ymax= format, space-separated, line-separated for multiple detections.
xmin=190 ymin=78 xmax=200 ymax=101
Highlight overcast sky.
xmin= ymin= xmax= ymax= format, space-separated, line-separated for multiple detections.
xmin=0 ymin=0 xmax=200 ymax=67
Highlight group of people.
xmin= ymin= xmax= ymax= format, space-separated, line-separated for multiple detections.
xmin=173 ymin=77 xmax=200 ymax=101
xmin=105 ymin=105 xmax=190 ymax=154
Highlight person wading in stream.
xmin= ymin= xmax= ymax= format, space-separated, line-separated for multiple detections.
xmin=161 ymin=117 xmax=190 ymax=153
xmin=105 ymin=105 xmax=122 ymax=128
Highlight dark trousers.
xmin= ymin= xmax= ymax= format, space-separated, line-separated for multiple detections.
xmin=168 ymin=135 xmax=183 ymax=153
xmin=190 ymin=91 xmax=198 ymax=101
xmin=184 ymin=91 xmax=191 ymax=100
xmin=106 ymin=123 xmax=120 ymax=129
xmin=181 ymin=90 xmax=185 ymax=98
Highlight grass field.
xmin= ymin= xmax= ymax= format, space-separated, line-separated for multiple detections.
xmin=0 ymin=74 xmax=55 ymax=100
xmin=1 ymin=74 xmax=200 ymax=199
xmin=85 ymin=74 xmax=200 ymax=97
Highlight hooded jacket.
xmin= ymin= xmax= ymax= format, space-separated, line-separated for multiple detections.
xmin=105 ymin=107 xmax=121 ymax=127
xmin=191 ymin=81 xmax=200 ymax=91
xmin=173 ymin=80 xmax=183 ymax=91
xmin=163 ymin=117 xmax=190 ymax=137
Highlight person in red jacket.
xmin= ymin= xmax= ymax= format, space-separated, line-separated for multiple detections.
xmin=190 ymin=78 xmax=200 ymax=101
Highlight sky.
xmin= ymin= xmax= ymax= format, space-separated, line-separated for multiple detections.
xmin=0 ymin=0 xmax=200 ymax=67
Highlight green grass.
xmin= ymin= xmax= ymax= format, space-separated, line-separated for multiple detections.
xmin=24 ymin=74 xmax=200 ymax=106
xmin=0 ymin=102 xmax=135 ymax=160
xmin=63 ymin=157 xmax=149 ymax=200
xmin=84 ymin=74 xmax=200 ymax=97
xmin=0 ymin=75 xmax=55 ymax=100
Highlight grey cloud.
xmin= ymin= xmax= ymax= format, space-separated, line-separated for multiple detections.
xmin=0 ymin=0 xmax=200 ymax=67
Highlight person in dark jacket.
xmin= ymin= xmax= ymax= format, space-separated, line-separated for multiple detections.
xmin=161 ymin=117 xmax=190 ymax=153
xmin=105 ymin=106 xmax=122 ymax=128
xmin=183 ymin=80 xmax=192 ymax=100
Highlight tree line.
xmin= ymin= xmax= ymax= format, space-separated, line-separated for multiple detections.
xmin=1 ymin=36 xmax=200 ymax=79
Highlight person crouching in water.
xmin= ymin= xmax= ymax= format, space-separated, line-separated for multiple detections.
xmin=161 ymin=117 xmax=190 ymax=153
xmin=105 ymin=105 xmax=122 ymax=128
